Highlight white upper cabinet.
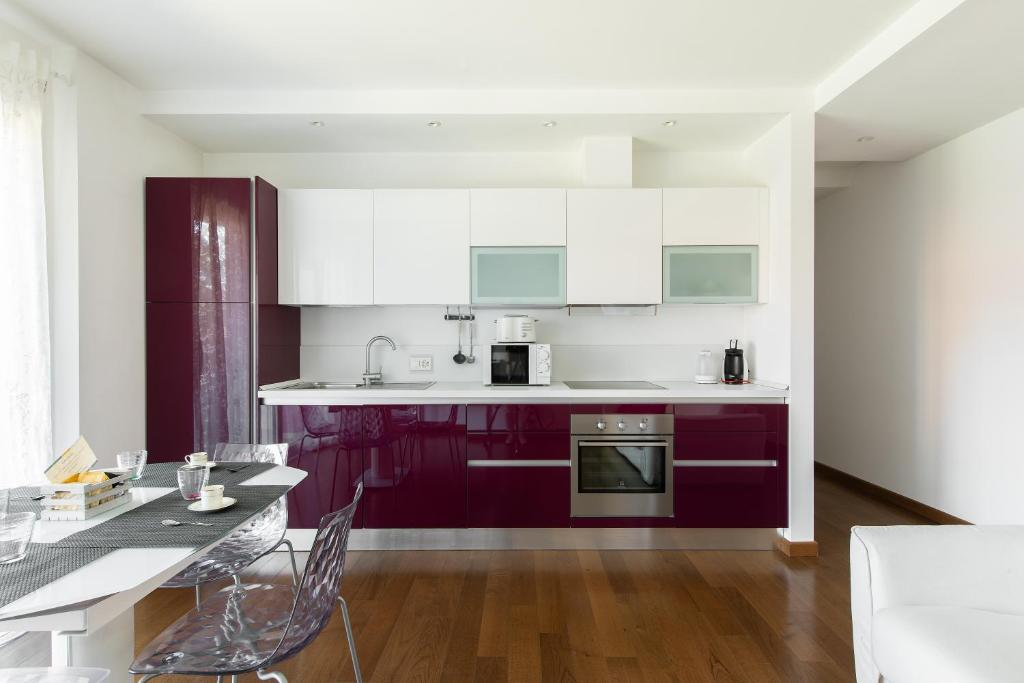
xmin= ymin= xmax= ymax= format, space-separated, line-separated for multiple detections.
xmin=470 ymin=189 xmax=567 ymax=246
xmin=373 ymin=189 xmax=470 ymax=305
xmin=566 ymin=189 xmax=662 ymax=305
xmin=662 ymin=187 xmax=765 ymax=245
xmin=278 ymin=189 xmax=373 ymax=305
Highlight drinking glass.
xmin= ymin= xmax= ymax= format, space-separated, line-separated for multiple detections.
xmin=116 ymin=449 xmax=148 ymax=480
xmin=0 ymin=512 xmax=36 ymax=565
xmin=177 ymin=465 xmax=209 ymax=501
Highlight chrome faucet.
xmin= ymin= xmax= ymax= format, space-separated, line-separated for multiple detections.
xmin=363 ymin=335 xmax=397 ymax=386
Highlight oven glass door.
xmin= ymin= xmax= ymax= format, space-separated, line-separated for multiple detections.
xmin=490 ymin=345 xmax=530 ymax=385
xmin=577 ymin=441 xmax=667 ymax=493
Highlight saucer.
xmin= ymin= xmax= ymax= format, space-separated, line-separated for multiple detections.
xmin=188 ymin=496 xmax=236 ymax=513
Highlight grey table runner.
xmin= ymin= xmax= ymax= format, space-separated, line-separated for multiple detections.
xmin=3 ymin=487 xmax=43 ymax=515
xmin=53 ymin=485 xmax=291 ymax=549
xmin=137 ymin=461 xmax=278 ymax=488
xmin=1 ymin=471 xmax=292 ymax=610
xmin=0 ymin=545 xmax=113 ymax=613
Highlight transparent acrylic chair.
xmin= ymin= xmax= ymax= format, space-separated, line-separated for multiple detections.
xmin=131 ymin=484 xmax=364 ymax=683
xmin=161 ymin=443 xmax=300 ymax=609
xmin=0 ymin=669 xmax=109 ymax=682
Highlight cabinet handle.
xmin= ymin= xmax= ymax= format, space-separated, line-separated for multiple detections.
xmin=673 ymin=460 xmax=777 ymax=467
xmin=468 ymin=459 xmax=570 ymax=468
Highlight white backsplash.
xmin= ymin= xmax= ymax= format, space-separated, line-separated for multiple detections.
xmin=298 ymin=305 xmax=752 ymax=383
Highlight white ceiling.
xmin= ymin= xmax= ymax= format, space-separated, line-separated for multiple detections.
xmin=17 ymin=0 xmax=914 ymax=90
xmin=147 ymin=113 xmax=783 ymax=154
xmin=816 ymin=0 xmax=1024 ymax=161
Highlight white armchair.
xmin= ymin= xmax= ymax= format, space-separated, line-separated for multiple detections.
xmin=850 ymin=525 xmax=1024 ymax=683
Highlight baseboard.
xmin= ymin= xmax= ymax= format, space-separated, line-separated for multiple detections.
xmin=814 ymin=462 xmax=970 ymax=525
xmin=285 ymin=527 xmax=778 ymax=551
xmin=774 ymin=535 xmax=819 ymax=557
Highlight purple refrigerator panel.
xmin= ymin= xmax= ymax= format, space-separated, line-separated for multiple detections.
xmin=146 ymin=302 xmax=250 ymax=462
xmin=145 ymin=178 xmax=251 ymax=304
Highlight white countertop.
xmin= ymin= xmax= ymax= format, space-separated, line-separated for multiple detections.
xmin=258 ymin=380 xmax=789 ymax=405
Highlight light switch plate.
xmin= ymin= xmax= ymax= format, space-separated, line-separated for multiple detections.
xmin=409 ymin=355 xmax=433 ymax=372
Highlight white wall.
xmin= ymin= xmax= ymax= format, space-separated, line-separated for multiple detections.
xmin=301 ymin=305 xmax=751 ymax=383
xmin=816 ymin=106 xmax=1024 ymax=524
xmin=77 ymin=53 xmax=202 ymax=463
xmin=203 ymin=151 xmax=579 ymax=188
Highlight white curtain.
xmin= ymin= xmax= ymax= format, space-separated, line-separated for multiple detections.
xmin=0 ymin=42 xmax=52 ymax=487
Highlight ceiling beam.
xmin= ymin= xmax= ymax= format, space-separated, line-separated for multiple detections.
xmin=140 ymin=88 xmax=812 ymax=117
xmin=814 ymin=0 xmax=965 ymax=110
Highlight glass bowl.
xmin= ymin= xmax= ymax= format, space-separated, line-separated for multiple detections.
xmin=0 ymin=512 xmax=36 ymax=564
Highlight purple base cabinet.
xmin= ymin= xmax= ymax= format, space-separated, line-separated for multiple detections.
xmin=362 ymin=405 xmax=468 ymax=529
xmin=673 ymin=404 xmax=788 ymax=528
xmin=260 ymin=405 xmax=363 ymax=529
xmin=466 ymin=404 xmax=571 ymax=527
xmin=469 ymin=466 xmax=569 ymax=528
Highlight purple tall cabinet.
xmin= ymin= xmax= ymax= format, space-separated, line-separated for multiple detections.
xmin=146 ymin=177 xmax=299 ymax=462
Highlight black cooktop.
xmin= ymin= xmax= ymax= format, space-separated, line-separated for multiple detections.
xmin=563 ymin=381 xmax=665 ymax=390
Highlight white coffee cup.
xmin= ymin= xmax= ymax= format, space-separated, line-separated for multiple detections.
xmin=200 ymin=484 xmax=224 ymax=509
xmin=186 ymin=451 xmax=209 ymax=466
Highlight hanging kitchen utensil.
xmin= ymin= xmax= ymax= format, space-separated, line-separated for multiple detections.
xmin=453 ymin=308 xmax=467 ymax=364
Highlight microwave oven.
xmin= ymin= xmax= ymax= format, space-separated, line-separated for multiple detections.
xmin=483 ymin=343 xmax=552 ymax=386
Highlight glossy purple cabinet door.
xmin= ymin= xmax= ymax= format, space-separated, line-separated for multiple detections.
xmin=362 ymin=405 xmax=468 ymax=529
xmin=145 ymin=178 xmax=251 ymax=304
xmin=674 ymin=465 xmax=782 ymax=528
xmin=675 ymin=431 xmax=779 ymax=462
xmin=260 ymin=405 xmax=363 ymax=529
xmin=674 ymin=404 xmax=782 ymax=432
xmin=146 ymin=302 xmax=250 ymax=462
xmin=254 ymin=177 xmax=279 ymax=306
xmin=467 ymin=404 xmax=571 ymax=433
xmin=468 ymin=466 xmax=569 ymax=527
xmin=570 ymin=404 xmax=673 ymax=416
xmin=467 ymin=432 xmax=569 ymax=461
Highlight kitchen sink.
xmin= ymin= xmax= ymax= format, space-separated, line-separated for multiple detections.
xmin=280 ymin=381 xmax=435 ymax=390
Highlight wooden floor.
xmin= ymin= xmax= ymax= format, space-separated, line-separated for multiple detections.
xmin=2 ymin=473 xmax=927 ymax=681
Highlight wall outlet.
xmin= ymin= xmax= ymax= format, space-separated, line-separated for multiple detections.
xmin=409 ymin=355 xmax=433 ymax=372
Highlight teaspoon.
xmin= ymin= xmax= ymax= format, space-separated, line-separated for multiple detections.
xmin=161 ymin=519 xmax=213 ymax=527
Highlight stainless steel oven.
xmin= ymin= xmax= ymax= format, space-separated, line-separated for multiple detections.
xmin=570 ymin=414 xmax=674 ymax=518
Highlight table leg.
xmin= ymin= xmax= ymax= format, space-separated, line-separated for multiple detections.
xmin=52 ymin=608 xmax=134 ymax=682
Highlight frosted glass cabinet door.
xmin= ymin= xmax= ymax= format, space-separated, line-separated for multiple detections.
xmin=663 ymin=246 xmax=758 ymax=303
xmin=471 ymin=247 xmax=566 ymax=306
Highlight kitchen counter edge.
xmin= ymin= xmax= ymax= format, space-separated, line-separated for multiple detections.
xmin=258 ymin=380 xmax=789 ymax=406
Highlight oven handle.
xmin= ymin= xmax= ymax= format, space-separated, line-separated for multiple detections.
xmin=577 ymin=441 xmax=671 ymax=449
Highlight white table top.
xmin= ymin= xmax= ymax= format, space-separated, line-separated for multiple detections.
xmin=0 ymin=464 xmax=306 ymax=632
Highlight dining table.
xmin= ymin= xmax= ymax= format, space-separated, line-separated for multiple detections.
xmin=0 ymin=463 xmax=305 ymax=683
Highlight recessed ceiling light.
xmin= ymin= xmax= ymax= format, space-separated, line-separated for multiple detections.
xmin=662 ymin=120 xmax=677 ymax=127
xmin=857 ymin=136 xmax=875 ymax=143
xmin=427 ymin=120 xmax=442 ymax=128
xmin=542 ymin=120 xmax=558 ymax=128
xmin=309 ymin=120 xmax=325 ymax=127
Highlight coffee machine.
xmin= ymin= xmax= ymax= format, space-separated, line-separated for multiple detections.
xmin=723 ymin=339 xmax=745 ymax=384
